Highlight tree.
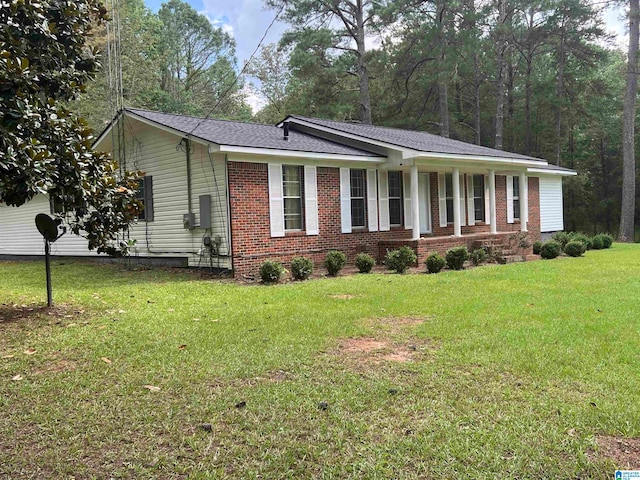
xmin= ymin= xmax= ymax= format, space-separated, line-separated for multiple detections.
xmin=246 ymin=44 xmax=292 ymax=123
xmin=619 ymin=0 xmax=640 ymax=242
xmin=269 ymin=0 xmax=386 ymax=124
xmin=0 ymin=0 xmax=141 ymax=255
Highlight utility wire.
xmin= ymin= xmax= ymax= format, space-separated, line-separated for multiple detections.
xmin=187 ymin=3 xmax=286 ymax=136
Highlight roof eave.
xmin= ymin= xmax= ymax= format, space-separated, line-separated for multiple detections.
xmin=526 ymin=167 xmax=577 ymax=176
xmin=210 ymin=144 xmax=385 ymax=163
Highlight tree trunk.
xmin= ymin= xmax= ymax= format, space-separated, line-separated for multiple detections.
xmin=619 ymin=0 xmax=640 ymax=242
xmin=355 ymin=0 xmax=372 ymax=124
xmin=494 ymin=0 xmax=507 ymax=151
xmin=554 ymin=35 xmax=565 ymax=166
xmin=437 ymin=1 xmax=449 ymax=138
xmin=524 ymin=59 xmax=532 ymax=155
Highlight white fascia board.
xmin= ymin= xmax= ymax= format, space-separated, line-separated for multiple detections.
xmin=209 ymin=144 xmax=385 ymax=163
xmin=283 ymin=118 xmax=418 ymax=160
xmin=527 ymin=167 xmax=577 ymax=176
xmin=414 ymin=152 xmax=545 ymax=168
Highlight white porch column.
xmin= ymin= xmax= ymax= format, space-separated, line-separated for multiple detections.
xmin=452 ymin=167 xmax=462 ymax=237
xmin=411 ymin=165 xmax=420 ymax=240
xmin=519 ymin=171 xmax=528 ymax=232
xmin=489 ymin=169 xmax=497 ymax=234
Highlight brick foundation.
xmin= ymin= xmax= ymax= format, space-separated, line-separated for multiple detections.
xmin=228 ymin=162 xmax=541 ymax=277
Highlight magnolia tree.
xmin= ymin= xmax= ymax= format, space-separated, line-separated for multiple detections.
xmin=0 ymin=0 xmax=141 ymax=255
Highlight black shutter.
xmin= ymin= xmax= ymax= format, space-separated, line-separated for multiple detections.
xmin=144 ymin=175 xmax=154 ymax=221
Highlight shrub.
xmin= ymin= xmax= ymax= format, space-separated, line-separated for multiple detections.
xmin=564 ymin=240 xmax=586 ymax=257
xmin=569 ymin=232 xmax=592 ymax=250
xmin=445 ymin=246 xmax=469 ymax=270
xmin=259 ymin=260 xmax=285 ymax=283
xmin=590 ymin=235 xmax=604 ymax=250
xmin=385 ymin=246 xmax=417 ymax=274
xmin=532 ymin=241 xmax=542 ymax=255
xmin=539 ymin=240 xmax=561 ymax=259
xmin=600 ymin=233 xmax=614 ymax=249
xmin=469 ymin=248 xmax=487 ymax=266
xmin=355 ymin=253 xmax=376 ymax=273
xmin=425 ymin=253 xmax=446 ymax=274
xmin=551 ymin=231 xmax=571 ymax=248
xmin=291 ymin=256 xmax=314 ymax=280
xmin=324 ymin=250 xmax=347 ymax=276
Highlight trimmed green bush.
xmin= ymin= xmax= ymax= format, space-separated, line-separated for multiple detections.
xmin=259 ymin=260 xmax=285 ymax=283
xmin=540 ymin=240 xmax=561 ymax=260
xmin=385 ymin=246 xmax=417 ymax=274
xmin=291 ymin=256 xmax=314 ymax=280
xmin=564 ymin=240 xmax=586 ymax=257
xmin=569 ymin=233 xmax=592 ymax=250
xmin=324 ymin=251 xmax=347 ymax=276
xmin=600 ymin=233 xmax=614 ymax=249
xmin=469 ymin=248 xmax=487 ymax=266
xmin=355 ymin=253 xmax=376 ymax=273
xmin=551 ymin=231 xmax=571 ymax=248
xmin=425 ymin=253 xmax=446 ymax=274
xmin=590 ymin=235 xmax=604 ymax=250
xmin=532 ymin=241 xmax=542 ymax=255
xmin=445 ymin=246 xmax=469 ymax=270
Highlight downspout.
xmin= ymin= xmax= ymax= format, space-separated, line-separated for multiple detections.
xmin=185 ymin=137 xmax=192 ymax=215
xmin=225 ymin=153 xmax=235 ymax=273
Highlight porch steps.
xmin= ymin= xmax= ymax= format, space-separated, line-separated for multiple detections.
xmin=495 ymin=254 xmax=527 ymax=264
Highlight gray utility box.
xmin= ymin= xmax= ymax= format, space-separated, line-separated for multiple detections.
xmin=199 ymin=195 xmax=212 ymax=229
xmin=183 ymin=212 xmax=195 ymax=230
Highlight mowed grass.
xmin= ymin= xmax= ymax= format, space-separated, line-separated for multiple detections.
xmin=1 ymin=246 xmax=640 ymax=479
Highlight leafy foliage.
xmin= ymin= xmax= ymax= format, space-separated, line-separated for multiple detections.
xmin=445 ymin=246 xmax=469 ymax=270
xmin=290 ymin=256 xmax=313 ymax=280
xmin=425 ymin=252 xmax=446 ymax=274
xmin=0 ymin=0 xmax=141 ymax=255
xmin=355 ymin=253 xmax=376 ymax=274
xmin=540 ymin=241 xmax=561 ymax=259
xmin=259 ymin=260 xmax=285 ymax=283
xmin=324 ymin=251 xmax=347 ymax=276
xmin=564 ymin=240 xmax=586 ymax=257
xmin=533 ymin=241 xmax=543 ymax=255
xmin=470 ymin=248 xmax=487 ymax=266
xmin=385 ymin=246 xmax=417 ymax=274
xmin=551 ymin=232 xmax=571 ymax=249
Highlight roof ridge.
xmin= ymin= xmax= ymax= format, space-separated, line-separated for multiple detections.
xmin=126 ymin=108 xmax=277 ymax=128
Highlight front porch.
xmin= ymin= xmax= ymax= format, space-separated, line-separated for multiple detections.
xmin=378 ymin=231 xmax=534 ymax=265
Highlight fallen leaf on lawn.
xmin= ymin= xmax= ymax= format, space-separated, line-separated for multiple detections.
xmin=167 ymin=308 xmax=175 ymax=313
xmin=178 ymin=345 xmax=187 ymax=350
xmin=97 ymin=325 xmax=107 ymax=330
xmin=143 ymin=385 xmax=161 ymax=392
xmin=2 ymin=355 xmax=15 ymax=359
xmin=12 ymin=375 xmax=23 ymax=381
xmin=24 ymin=348 xmax=36 ymax=355
xmin=101 ymin=357 xmax=112 ymax=364
xmin=66 ymin=323 xmax=77 ymax=328
xmin=192 ymin=318 xmax=201 ymax=321
xmin=118 ymin=310 xmax=126 ymax=314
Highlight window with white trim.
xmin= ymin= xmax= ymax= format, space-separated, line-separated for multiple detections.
xmin=135 ymin=176 xmax=154 ymax=221
xmin=473 ymin=174 xmax=485 ymax=223
xmin=512 ymin=176 xmax=520 ymax=220
xmin=350 ymin=169 xmax=366 ymax=228
xmin=388 ymin=171 xmax=403 ymax=226
xmin=282 ymin=165 xmax=303 ymax=231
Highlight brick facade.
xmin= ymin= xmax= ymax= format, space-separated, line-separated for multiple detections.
xmin=228 ymin=161 xmax=541 ymax=277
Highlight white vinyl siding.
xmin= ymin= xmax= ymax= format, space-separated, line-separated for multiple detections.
xmin=539 ymin=176 xmax=564 ymax=232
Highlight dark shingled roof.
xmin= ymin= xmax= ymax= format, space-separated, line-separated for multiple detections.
xmin=286 ymin=115 xmax=547 ymax=163
xmin=126 ymin=109 xmax=380 ymax=157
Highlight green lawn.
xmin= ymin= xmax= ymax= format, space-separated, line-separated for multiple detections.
xmin=1 ymin=246 xmax=639 ymax=478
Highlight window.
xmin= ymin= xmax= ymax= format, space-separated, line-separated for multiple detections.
xmin=282 ymin=165 xmax=303 ymax=230
xmin=512 ymin=176 xmax=520 ymax=220
xmin=473 ymin=175 xmax=485 ymax=223
xmin=136 ymin=176 xmax=154 ymax=221
xmin=388 ymin=171 xmax=403 ymax=226
xmin=445 ymin=173 xmax=454 ymax=223
xmin=350 ymin=169 xmax=366 ymax=228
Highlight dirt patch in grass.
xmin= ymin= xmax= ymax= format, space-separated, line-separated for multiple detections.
xmin=590 ymin=435 xmax=640 ymax=469
xmin=33 ymin=359 xmax=77 ymax=375
xmin=334 ymin=336 xmax=432 ymax=364
xmin=361 ymin=316 xmax=431 ymax=336
xmin=0 ymin=303 xmax=85 ymax=326
xmin=328 ymin=294 xmax=360 ymax=300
